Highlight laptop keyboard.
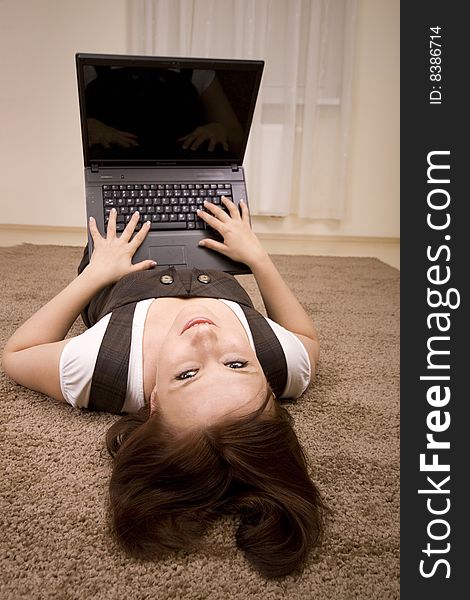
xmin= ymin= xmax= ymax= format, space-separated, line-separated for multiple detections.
xmin=102 ymin=182 xmax=233 ymax=232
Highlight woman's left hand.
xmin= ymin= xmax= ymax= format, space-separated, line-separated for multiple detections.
xmin=197 ymin=197 xmax=268 ymax=269
xmin=86 ymin=209 xmax=156 ymax=286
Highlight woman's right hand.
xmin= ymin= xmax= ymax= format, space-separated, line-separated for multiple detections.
xmin=87 ymin=210 xmax=156 ymax=286
xmin=196 ymin=196 xmax=269 ymax=269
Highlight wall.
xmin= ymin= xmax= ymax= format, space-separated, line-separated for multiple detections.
xmin=0 ymin=0 xmax=399 ymax=240
xmin=0 ymin=0 xmax=128 ymax=228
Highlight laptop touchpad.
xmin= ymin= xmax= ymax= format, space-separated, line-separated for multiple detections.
xmin=149 ymin=245 xmax=186 ymax=266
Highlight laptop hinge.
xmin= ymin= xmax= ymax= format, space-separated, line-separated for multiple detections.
xmin=91 ymin=163 xmax=99 ymax=173
xmin=231 ymin=164 xmax=239 ymax=172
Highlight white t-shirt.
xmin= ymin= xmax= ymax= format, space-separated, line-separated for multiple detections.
xmin=59 ymin=299 xmax=311 ymax=412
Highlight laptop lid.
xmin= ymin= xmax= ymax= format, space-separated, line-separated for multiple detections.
xmin=75 ymin=53 xmax=264 ymax=169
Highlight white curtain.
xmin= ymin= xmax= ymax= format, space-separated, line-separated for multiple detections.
xmin=128 ymin=0 xmax=357 ymax=219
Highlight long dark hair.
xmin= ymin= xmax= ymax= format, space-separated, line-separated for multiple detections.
xmin=106 ymin=391 xmax=326 ymax=578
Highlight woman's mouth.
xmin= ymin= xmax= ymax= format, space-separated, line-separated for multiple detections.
xmin=181 ymin=317 xmax=216 ymax=334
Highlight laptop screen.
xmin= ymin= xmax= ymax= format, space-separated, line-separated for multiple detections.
xmin=76 ymin=54 xmax=264 ymax=167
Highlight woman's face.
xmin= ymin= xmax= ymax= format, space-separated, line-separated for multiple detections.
xmin=150 ymin=301 xmax=267 ymax=429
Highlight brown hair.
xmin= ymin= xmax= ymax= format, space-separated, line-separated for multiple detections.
xmin=105 ymin=391 xmax=326 ymax=578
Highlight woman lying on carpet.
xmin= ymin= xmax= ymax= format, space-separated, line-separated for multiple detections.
xmin=2 ymin=196 xmax=325 ymax=578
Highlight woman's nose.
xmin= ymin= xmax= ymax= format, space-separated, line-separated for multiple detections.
xmin=189 ymin=323 xmax=218 ymax=346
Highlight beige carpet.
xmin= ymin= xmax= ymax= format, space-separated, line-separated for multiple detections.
xmin=0 ymin=244 xmax=399 ymax=600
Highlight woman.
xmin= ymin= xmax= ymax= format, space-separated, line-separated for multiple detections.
xmin=2 ymin=197 xmax=325 ymax=578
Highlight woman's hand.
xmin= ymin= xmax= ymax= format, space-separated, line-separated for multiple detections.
xmin=86 ymin=210 xmax=156 ymax=286
xmin=197 ymin=196 xmax=269 ymax=269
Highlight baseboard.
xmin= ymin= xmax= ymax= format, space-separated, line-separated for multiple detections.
xmin=255 ymin=232 xmax=400 ymax=269
xmin=0 ymin=224 xmax=400 ymax=269
xmin=0 ymin=224 xmax=88 ymax=247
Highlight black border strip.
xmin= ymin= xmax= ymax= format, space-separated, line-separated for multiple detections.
xmin=401 ymin=2 xmax=467 ymax=597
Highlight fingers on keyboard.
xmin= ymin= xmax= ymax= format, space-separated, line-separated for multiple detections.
xmin=103 ymin=182 xmax=234 ymax=232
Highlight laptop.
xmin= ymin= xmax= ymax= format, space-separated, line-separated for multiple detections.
xmin=75 ymin=53 xmax=264 ymax=274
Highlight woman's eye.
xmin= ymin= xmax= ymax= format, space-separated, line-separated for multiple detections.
xmin=226 ymin=361 xmax=248 ymax=369
xmin=175 ymin=369 xmax=198 ymax=380
xmin=175 ymin=362 xmax=247 ymax=379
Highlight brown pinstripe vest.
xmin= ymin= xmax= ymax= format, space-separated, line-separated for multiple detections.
xmin=80 ymin=265 xmax=288 ymax=414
